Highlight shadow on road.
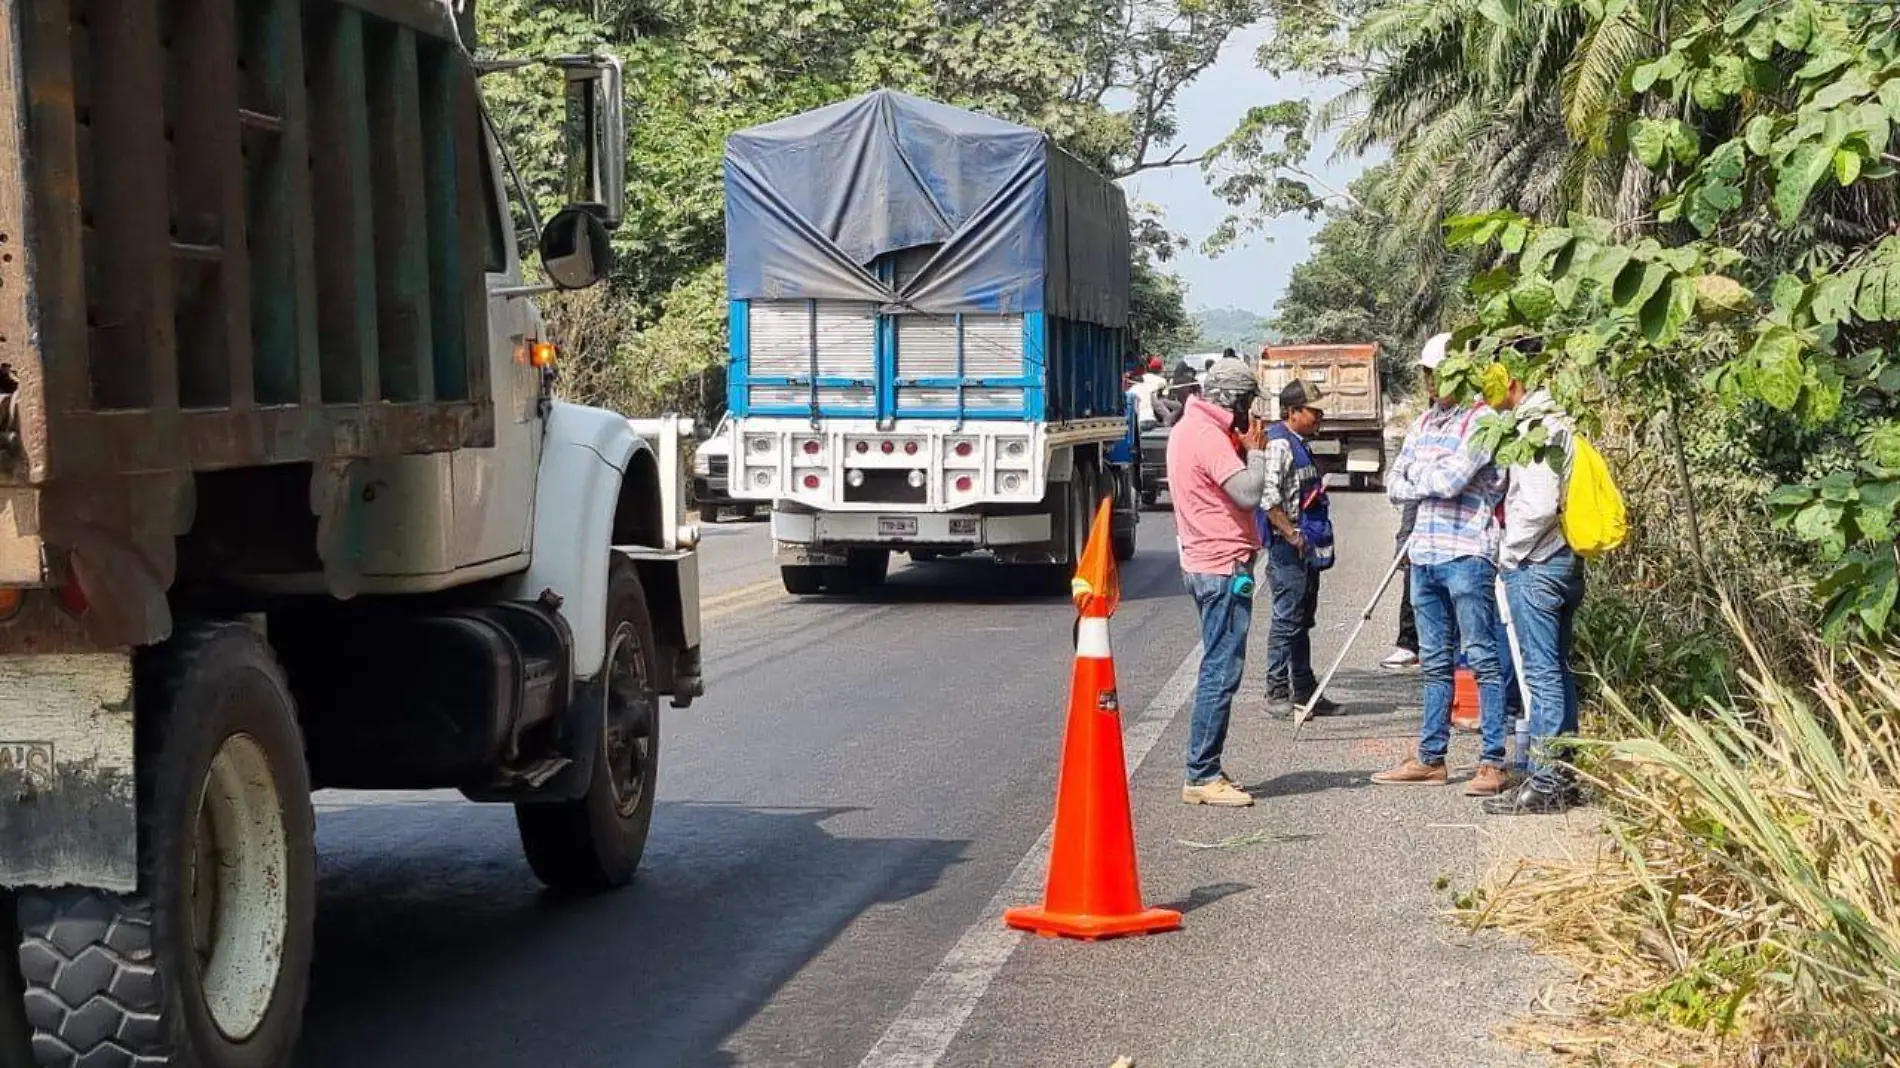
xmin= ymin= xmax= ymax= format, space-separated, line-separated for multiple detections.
xmin=297 ymin=799 xmax=967 ymax=1068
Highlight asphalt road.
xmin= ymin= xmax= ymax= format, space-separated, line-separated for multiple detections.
xmin=294 ymin=496 xmax=1551 ymax=1068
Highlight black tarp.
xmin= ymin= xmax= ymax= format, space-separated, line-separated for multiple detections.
xmin=724 ymin=90 xmax=1130 ymax=327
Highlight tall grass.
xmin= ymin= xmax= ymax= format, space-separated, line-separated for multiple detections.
xmin=1469 ymin=603 xmax=1900 ymax=1066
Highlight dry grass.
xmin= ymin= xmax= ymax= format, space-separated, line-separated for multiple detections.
xmin=1460 ymin=602 xmax=1900 ymax=1068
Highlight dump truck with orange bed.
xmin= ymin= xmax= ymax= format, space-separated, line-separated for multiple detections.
xmin=0 ymin=3 xmax=703 ymax=1065
xmin=1257 ymin=343 xmax=1385 ymax=489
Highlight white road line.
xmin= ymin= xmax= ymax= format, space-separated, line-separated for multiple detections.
xmin=857 ymin=643 xmax=1204 ymax=1068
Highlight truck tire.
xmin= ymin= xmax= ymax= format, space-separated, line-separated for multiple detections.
xmin=781 ymin=566 xmax=824 ymax=595
xmin=15 ymin=623 xmax=316 ymax=1068
xmin=1 ymin=894 xmax=31 ymax=1068
xmin=516 ymin=556 xmax=661 ymax=892
xmin=845 ymin=549 xmax=890 ymax=590
xmin=697 ymin=503 xmax=720 ymax=524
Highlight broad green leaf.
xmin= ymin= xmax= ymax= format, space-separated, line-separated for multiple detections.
xmin=1819 ymin=471 xmax=1861 ymax=502
xmin=1669 ymin=122 xmax=1702 ymax=165
xmin=1743 ymin=14 xmax=1778 ymax=60
xmin=1745 ymin=116 xmax=1776 ymax=156
xmin=1630 ymin=119 xmax=1670 ymax=168
xmin=1881 ymin=78 xmax=1900 ymax=119
xmin=1692 ymin=69 xmax=1729 ymax=111
xmin=1510 ymin=278 xmax=1557 ymax=321
xmin=1655 ymin=246 xmax=1700 ymax=274
xmin=1752 ymin=328 xmax=1806 ymax=410
xmin=1857 ymin=266 xmax=1889 ymax=321
xmin=1792 ymin=500 xmax=1847 ymax=554
xmin=1812 ymin=272 xmax=1858 ymax=324
xmin=1775 ymin=0 xmax=1813 ymax=51
xmin=1551 ymin=240 xmax=1579 ymax=281
xmin=1772 ymin=273 xmax=1808 ymax=314
xmin=1837 ymin=148 xmax=1865 ymax=186
xmin=1564 ymin=330 xmax=1604 ymax=367
xmin=1500 ymin=220 xmax=1528 ymax=254
xmin=1617 ymin=262 xmax=1672 ymax=317
xmin=1522 ymin=228 xmax=1574 ymax=276
xmin=1469 ymin=266 xmax=1513 ymax=297
xmin=1861 ymin=567 xmax=1898 ymax=633
xmin=1774 ymin=142 xmax=1833 ymax=224
xmin=1694 ymin=274 xmax=1753 ymax=319
xmin=1886 ymin=265 xmax=1900 ymax=320
xmin=1812 ymin=71 xmax=1875 ymax=111
xmin=1766 ymin=483 xmax=1816 ymax=507
xmin=1795 ymin=50 xmax=1853 ymax=82
xmin=1859 ymin=478 xmax=1900 ymax=518
xmin=1553 ymin=273 xmax=1582 ymax=310
xmin=1477 ymin=0 xmax=1518 ymax=28
xmin=1595 ymin=246 xmax=1634 ymax=289
xmin=1868 ymin=424 xmax=1900 ymax=468
xmin=1479 ymin=292 xmax=1515 ymax=329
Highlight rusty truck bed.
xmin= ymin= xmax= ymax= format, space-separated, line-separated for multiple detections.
xmin=0 ymin=0 xmax=495 ymax=488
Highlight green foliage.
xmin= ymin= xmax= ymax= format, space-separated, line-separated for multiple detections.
xmin=479 ymin=0 xmax=1245 ymax=420
xmin=1422 ymin=0 xmax=1900 ymax=639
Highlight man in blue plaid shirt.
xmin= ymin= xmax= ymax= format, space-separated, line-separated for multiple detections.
xmin=1371 ymin=334 xmax=1513 ymax=798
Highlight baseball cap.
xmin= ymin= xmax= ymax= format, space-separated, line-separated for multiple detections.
xmin=1201 ymin=358 xmax=1259 ymax=403
xmin=1279 ymin=379 xmax=1325 ymax=411
xmin=1418 ymin=332 xmax=1453 ymax=370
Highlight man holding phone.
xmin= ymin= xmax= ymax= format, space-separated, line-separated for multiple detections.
xmin=1167 ymin=358 xmax=1273 ymax=807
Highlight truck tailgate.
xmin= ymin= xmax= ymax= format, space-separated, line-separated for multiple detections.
xmin=0 ymin=0 xmax=495 ymax=488
xmin=1260 ymin=344 xmax=1381 ymax=423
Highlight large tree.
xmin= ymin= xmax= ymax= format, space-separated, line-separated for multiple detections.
xmin=478 ymin=0 xmax=1245 ymax=417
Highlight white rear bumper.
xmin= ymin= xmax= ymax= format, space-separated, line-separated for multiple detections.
xmin=772 ymin=509 xmax=1052 ymax=555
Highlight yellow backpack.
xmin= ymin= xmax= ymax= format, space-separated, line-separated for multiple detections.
xmin=1560 ymin=435 xmax=1627 ymax=558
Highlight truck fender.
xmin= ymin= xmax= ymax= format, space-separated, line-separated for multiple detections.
xmin=505 ymin=402 xmax=661 ymax=680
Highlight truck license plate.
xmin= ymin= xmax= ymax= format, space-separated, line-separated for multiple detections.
xmin=878 ymin=517 xmax=919 ymax=537
xmin=1308 ymin=439 xmax=1341 ymax=455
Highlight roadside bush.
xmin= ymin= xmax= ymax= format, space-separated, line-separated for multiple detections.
xmin=1468 ymin=606 xmax=1900 ymax=1067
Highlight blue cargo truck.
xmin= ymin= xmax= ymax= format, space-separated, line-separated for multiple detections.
xmin=721 ymin=90 xmax=1139 ymax=594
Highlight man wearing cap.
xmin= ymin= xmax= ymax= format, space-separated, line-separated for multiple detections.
xmin=1259 ymin=379 xmax=1340 ymax=717
xmin=1167 ymin=357 xmax=1272 ymax=807
xmin=1373 ymin=333 xmax=1513 ymax=797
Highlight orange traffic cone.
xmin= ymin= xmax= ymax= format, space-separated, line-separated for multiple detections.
xmin=1004 ymin=498 xmax=1182 ymax=941
xmin=1451 ymin=665 xmax=1479 ymax=733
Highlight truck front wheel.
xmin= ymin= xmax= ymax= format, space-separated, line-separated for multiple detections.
xmin=516 ymin=556 xmax=661 ymax=892
xmin=16 ymin=623 xmax=316 ymax=1068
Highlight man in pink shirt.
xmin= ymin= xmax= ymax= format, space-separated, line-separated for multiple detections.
xmin=1166 ymin=358 xmax=1272 ymax=806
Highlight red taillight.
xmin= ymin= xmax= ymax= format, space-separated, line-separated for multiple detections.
xmin=802 ymin=474 xmax=820 ymax=490
xmin=955 ymin=476 xmax=973 ymax=492
xmin=854 ymin=441 xmax=870 ymax=454
xmin=954 ymin=441 xmax=973 ymax=458
xmin=56 ymin=578 xmax=87 ymax=617
xmin=903 ymin=441 xmax=919 ymax=456
xmin=802 ymin=440 xmax=821 ymax=455
xmin=880 ymin=441 xmax=895 ymax=455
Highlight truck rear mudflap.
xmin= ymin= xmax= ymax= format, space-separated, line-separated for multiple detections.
xmin=0 ymin=653 xmax=137 ymax=892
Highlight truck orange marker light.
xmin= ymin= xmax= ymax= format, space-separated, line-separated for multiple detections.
xmin=531 ymin=341 xmax=557 ymax=368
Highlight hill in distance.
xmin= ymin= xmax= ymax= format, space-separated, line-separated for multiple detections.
xmin=1190 ymin=307 xmax=1280 ymax=355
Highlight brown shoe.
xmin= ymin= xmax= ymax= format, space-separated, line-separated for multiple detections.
xmin=1465 ymin=764 xmax=1510 ymax=797
xmin=1371 ymin=758 xmax=1448 ymax=786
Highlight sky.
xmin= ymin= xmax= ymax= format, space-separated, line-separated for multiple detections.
xmin=1118 ymin=23 xmax=1377 ymax=320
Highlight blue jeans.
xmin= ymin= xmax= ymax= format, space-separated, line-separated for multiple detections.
xmin=1264 ymin=541 xmax=1319 ymax=698
xmin=1504 ymin=551 xmax=1586 ymax=791
xmin=1412 ymin=557 xmax=1509 ymax=766
xmin=1184 ymin=569 xmax=1253 ymax=784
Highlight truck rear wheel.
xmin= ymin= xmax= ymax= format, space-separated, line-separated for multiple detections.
xmin=845 ymin=549 xmax=890 ymax=590
xmin=2 ymin=893 xmax=30 ymax=1068
xmin=15 ymin=623 xmax=316 ymax=1068
xmin=698 ymin=503 xmax=720 ymax=524
xmin=781 ymin=565 xmax=824 ymax=595
xmin=516 ymin=556 xmax=661 ymax=892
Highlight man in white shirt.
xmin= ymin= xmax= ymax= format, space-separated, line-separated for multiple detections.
xmin=1483 ymin=377 xmax=1586 ymax=815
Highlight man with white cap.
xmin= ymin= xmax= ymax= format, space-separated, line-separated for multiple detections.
xmin=1372 ymin=334 xmax=1513 ymax=797
xmin=1166 ymin=357 xmax=1272 ymax=806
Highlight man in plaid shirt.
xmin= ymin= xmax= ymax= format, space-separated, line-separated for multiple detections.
xmin=1371 ymin=334 xmax=1513 ymax=797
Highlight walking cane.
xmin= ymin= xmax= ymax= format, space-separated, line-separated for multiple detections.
xmin=1295 ymin=536 xmax=1412 ymax=730
xmin=1495 ymin=576 xmax=1537 ymax=768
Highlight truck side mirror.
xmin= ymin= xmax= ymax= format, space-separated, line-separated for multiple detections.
xmin=540 ymin=208 xmax=614 ymax=290
xmin=558 ymin=55 xmax=626 ymax=229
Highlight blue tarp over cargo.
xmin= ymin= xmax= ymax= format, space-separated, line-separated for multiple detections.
xmin=723 ymin=90 xmax=1131 ymax=328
